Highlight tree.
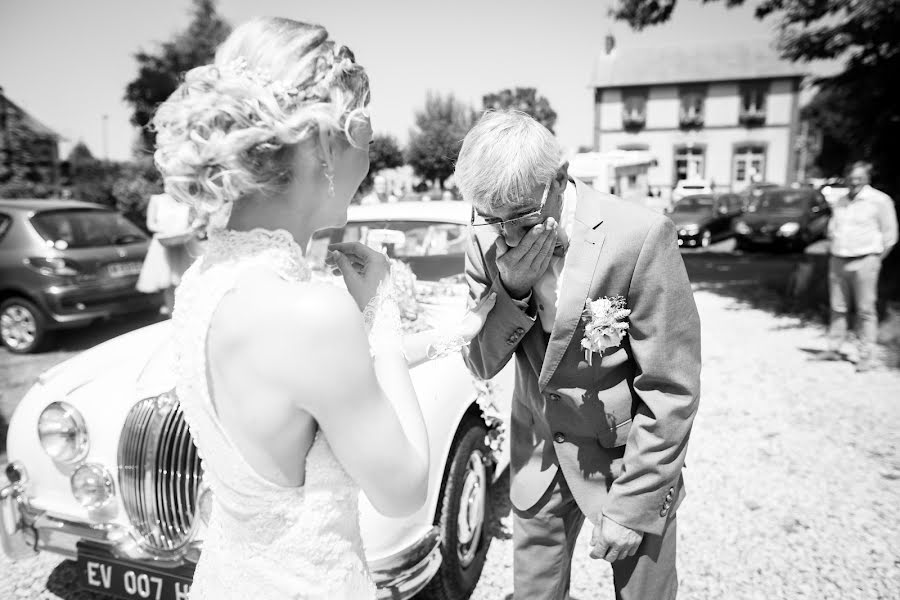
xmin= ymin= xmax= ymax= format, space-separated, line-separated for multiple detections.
xmin=611 ymin=0 xmax=900 ymax=197
xmin=482 ymin=87 xmax=558 ymax=133
xmin=124 ymin=0 xmax=231 ymax=154
xmin=406 ymin=92 xmax=476 ymax=189
xmin=362 ymin=133 xmax=404 ymax=191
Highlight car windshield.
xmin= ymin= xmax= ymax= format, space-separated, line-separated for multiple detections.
xmin=30 ymin=209 xmax=147 ymax=249
xmin=673 ymin=196 xmax=715 ymax=212
xmin=751 ymin=192 xmax=808 ymax=213
xmin=310 ymin=220 xmax=468 ymax=281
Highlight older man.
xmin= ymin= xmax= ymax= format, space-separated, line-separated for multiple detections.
xmin=359 ymin=175 xmax=398 ymax=205
xmin=456 ymin=110 xmax=700 ymax=600
xmin=822 ymin=162 xmax=898 ymax=372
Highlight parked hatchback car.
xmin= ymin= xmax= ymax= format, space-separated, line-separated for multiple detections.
xmin=667 ymin=193 xmax=743 ymax=248
xmin=1 ymin=201 xmax=515 ymax=600
xmin=0 ymin=199 xmax=161 ymax=353
xmin=733 ymin=188 xmax=831 ymax=252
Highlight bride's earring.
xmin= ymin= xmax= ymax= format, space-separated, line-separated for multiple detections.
xmin=322 ymin=162 xmax=335 ymax=197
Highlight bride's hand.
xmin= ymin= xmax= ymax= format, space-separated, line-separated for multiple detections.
xmin=327 ymin=242 xmax=391 ymax=310
xmin=457 ymin=292 xmax=497 ymax=342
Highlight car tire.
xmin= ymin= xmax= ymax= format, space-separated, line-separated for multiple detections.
xmin=419 ymin=422 xmax=493 ymax=600
xmin=0 ymin=297 xmax=51 ymax=354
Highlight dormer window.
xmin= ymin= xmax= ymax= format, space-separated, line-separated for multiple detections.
xmin=739 ymin=82 xmax=767 ymax=126
xmin=679 ymin=86 xmax=706 ymax=129
xmin=622 ymin=88 xmax=647 ymax=131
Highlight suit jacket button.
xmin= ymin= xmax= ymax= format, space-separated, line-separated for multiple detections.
xmin=507 ymin=336 xmax=516 ymax=344
xmin=515 ymin=327 xmax=525 ymax=335
xmin=553 ymin=432 xmax=566 ymax=444
xmin=548 ymin=393 xmax=560 ymax=402
xmin=659 ymin=507 xmax=669 ymax=517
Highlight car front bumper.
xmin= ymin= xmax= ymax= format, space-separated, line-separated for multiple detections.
xmin=2 ymin=480 xmax=442 ymax=600
xmin=36 ymin=278 xmax=162 ymax=328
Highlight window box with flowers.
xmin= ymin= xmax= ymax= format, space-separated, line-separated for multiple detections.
xmin=739 ymin=82 xmax=768 ymax=127
xmin=679 ymin=86 xmax=706 ymax=130
xmin=621 ymin=89 xmax=647 ymax=131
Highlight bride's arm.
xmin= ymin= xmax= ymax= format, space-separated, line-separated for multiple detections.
xmin=238 ymin=274 xmax=429 ymax=517
xmin=401 ymin=293 xmax=497 ymax=368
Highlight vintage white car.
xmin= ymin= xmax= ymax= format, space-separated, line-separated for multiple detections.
xmin=1 ymin=201 xmax=514 ymax=600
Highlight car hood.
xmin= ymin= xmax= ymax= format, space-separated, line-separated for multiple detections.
xmin=741 ymin=211 xmax=805 ymax=226
xmin=668 ymin=211 xmax=712 ymax=227
xmin=38 ymin=320 xmax=174 ymax=398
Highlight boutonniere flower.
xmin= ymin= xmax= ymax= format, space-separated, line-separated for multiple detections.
xmin=581 ymin=296 xmax=631 ymax=365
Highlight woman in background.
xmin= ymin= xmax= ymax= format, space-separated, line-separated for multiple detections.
xmin=136 ymin=192 xmax=201 ymax=314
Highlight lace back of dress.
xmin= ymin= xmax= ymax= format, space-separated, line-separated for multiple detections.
xmin=171 ymin=228 xmax=375 ymax=599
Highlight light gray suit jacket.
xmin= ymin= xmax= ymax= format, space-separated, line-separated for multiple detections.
xmin=463 ymin=179 xmax=701 ymax=535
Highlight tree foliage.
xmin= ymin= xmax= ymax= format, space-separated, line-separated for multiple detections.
xmin=406 ymin=93 xmax=476 ymax=189
xmin=124 ymin=0 xmax=231 ymax=155
xmin=482 ymin=87 xmax=558 ymax=133
xmin=612 ymin=0 xmax=900 ymax=197
xmin=362 ymin=133 xmax=404 ymax=190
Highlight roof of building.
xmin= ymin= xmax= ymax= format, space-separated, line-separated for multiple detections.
xmin=0 ymin=90 xmax=63 ymax=139
xmin=591 ymin=38 xmax=806 ymax=88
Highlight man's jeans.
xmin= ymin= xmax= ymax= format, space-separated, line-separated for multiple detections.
xmin=828 ymin=254 xmax=882 ymax=358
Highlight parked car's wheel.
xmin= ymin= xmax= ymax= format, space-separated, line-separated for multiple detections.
xmin=700 ymin=229 xmax=712 ymax=248
xmin=0 ymin=297 xmax=50 ymax=354
xmin=420 ymin=422 xmax=492 ymax=600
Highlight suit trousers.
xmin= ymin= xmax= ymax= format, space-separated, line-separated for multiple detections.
xmin=513 ymin=471 xmax=677 ymax=600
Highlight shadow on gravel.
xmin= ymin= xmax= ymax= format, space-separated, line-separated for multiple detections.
xmin=0 ymin=413 xmax=7 ymax=457
xmin=46 ymin=560 xmax=116 ymax=600
xmin=48 ymin=310 xmax=167 ymax=354
xmin=683 ymin=249 xmax=900 ymax=370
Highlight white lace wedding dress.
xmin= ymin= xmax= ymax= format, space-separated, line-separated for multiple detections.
xmin=172 ymin=228 xmax=379 ymax=599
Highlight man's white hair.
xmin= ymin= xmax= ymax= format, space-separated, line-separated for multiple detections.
xmin=455 ymin=110 xmax=562 ymax=214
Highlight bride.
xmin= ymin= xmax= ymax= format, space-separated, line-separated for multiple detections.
xmin=152 ymin=17 xmax=493 ymax=600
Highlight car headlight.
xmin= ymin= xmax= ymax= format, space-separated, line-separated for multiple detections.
xmin=734 ymin=221 xmax=751 ymax=235
xmin=70 ymin=463 xmax=115 ymax=509
xmin=779 ymin=222 xmax=800 ymax=236
xmin=37 ymin=402 xmax=89 ymax=464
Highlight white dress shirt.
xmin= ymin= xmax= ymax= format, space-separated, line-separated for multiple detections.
xmin=828 ymin=185 xmax=898 ymax=257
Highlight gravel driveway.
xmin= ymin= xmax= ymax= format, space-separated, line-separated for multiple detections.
xmin=2 ymin=290 xmax=899 ymax=599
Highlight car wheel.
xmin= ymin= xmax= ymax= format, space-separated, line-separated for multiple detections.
xmin=700 ymin=229 xmax=712 ymax=248
xmin=419 ymin=423 xmax=492 ymax=600
xmin=0 ymin=297 xmax=50 ymax=354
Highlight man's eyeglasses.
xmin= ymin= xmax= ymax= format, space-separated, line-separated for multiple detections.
xmin=471 ymin=180 xmax=552 ymax=232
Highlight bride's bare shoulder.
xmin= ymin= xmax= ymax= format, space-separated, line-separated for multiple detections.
xmin=212 ymin=267 xmax=363 ymax=341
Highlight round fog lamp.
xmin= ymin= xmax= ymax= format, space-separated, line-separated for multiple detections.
xmin=37 ymin=402 xmax=89 ymax=464
xmin=5 ymin=461 xmax=27 ymax=485
xmin=71 ymin=463 xmax=115 ymax=510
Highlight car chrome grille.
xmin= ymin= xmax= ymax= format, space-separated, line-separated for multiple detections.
xmin=118 ymin=393 xmax=202 ymax=554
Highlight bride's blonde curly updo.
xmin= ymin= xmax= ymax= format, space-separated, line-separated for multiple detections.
xmin=152 ymin=17 xmax=370 ymax=218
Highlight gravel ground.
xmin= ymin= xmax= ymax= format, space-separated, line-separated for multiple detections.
xmin=2 ymin=290 xmax=899 ymax=599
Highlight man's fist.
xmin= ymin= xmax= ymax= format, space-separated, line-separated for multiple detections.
xmin=589 ymin=515 xmax=644 ymax=562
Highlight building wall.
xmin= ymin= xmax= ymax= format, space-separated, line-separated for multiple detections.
xmin=593 ymin=77 xmax=800 ymax=193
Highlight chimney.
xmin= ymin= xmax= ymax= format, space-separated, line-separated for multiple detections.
xmin=605 ymin=34 xmax=616 ymax=55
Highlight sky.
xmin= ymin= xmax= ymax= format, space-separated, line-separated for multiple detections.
xmin=0 ymin=0 xmax=825 ymax=162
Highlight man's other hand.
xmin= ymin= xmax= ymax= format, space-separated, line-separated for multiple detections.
xmin=589 ymin=515 xmax=644 ymax=562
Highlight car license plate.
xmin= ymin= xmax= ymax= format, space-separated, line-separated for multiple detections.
xmin=77 ymin=547 xmax=194 ymax=600
xmin=108 ymin=261 xmax=143 ymax=278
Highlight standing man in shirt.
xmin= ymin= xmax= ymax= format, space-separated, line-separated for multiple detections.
xmin=457 ymin=110 xmax=700 ymax=600
xmin=823 ymin=161 xmax=898 ymax=372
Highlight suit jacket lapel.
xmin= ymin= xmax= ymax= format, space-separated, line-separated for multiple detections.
xmin=538 ymin=180 xmax=607 ymax=390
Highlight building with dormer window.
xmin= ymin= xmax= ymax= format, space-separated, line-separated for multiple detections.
xmin=591 ymin=39 xmax=805 ymax=195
